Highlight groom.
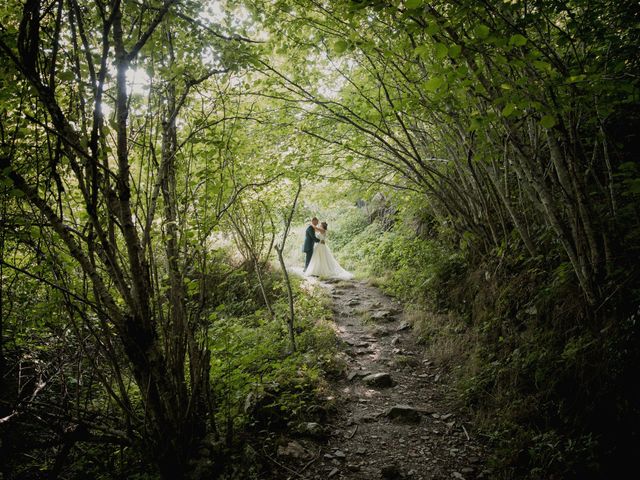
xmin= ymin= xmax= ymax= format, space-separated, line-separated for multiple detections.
xmin=302 ymin=217 xmax=320 ymax=272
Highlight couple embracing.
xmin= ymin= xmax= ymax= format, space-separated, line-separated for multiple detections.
xmin=302 ymin=217 xmax=353 ymax=279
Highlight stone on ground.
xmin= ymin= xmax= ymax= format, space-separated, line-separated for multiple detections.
xmin=385 ymin=404 xmax=422 ymax=424
xmin=362 ymin=372 xmax=394 ymax=388
xmin=277 ymin=440 xmax=310 ymax=459
xmin=381 ymin=463 xmax=403 ymax=479
xmin=347 ymin=370 xmax=372 ymax=381
xmin=299 ymin=421 xmax=324 ymax=437
xmin=371 ymin=310 xmax=394 ymax=321
xmin=396 ymin=321 xmax=411 ymax=331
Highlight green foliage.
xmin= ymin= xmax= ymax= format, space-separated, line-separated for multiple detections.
xmin=338 ymin=217 xmax=466 ymax=309
xmin=452 ymin=259 xmax=640 ymax=479
xmin=0 ymin=266 xmax=156 ymax=478
xmin=2 ymin=0 xmax=639 ymax=478
xmin=208 ymin=272 xmax=337 ymax=445
xmin=318 ymin=206 xmax=370 ymax=252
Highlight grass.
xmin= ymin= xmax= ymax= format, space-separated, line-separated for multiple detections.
xmin=359 ymin=310 xmax=373 ymax=324
xmin=404 ymin=307 xmax=475 ymax=370
xmin=392 ymin=354 xmax=421 ymax=369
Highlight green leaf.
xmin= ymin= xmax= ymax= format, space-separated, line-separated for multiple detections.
xmin=414 ymin=45 xmax=430 ymax=58
xmin=405 ymin=0 xmax=424 ymax=9
xmin=456 ymin=65 xmax=469 ymax=76
xmin=565 ymin=74 xmax=587 ymax=84
xmin=540 ymin=115 xmax=556 ymax=129
xmin=448 ymin=44 xmax=462 ymax=58
xmin=333 ymin=39 xmax=348 ymax=54
xmin=502 ymin=103 xmax=516 ymax=117
xmin=509 ymin=34 xmax=527 ymax=47
xmin=619 ymin=161 xmax=639 ymax=174
xmin=494 ymin=54 xmax=508 ymax=66
xmin=528 ymin=100 xmax=543 ymax=111
xmin=474 ymin=24 xmax=490 ymax=40
xmin=424 ymin=76 xmax=444 ymax=91
xmin=58 ymin=70 xmax=75 ymax=82
xmin=626 ymin=178 xmax=640 ymax=194
xmin=425 ymin=22 xmax=439 ymax=35
xmin=533 ymin=60 xmax=552 ymax=72
xmin=435 ymin=43 xmax=448 ymax=60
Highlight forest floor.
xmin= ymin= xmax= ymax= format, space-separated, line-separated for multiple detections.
xmin=271 ymin=275 xmax=488 ymax=480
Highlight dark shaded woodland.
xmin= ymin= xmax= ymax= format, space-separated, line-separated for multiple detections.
xmin=1 ymin=0 xmax=638 ymax=478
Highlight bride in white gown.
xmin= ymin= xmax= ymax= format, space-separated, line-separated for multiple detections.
xmin=305 ymin=222 xmax=353 ymax=279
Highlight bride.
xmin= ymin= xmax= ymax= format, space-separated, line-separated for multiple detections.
xmin=305 ymin=222 xmax=353 ymax=279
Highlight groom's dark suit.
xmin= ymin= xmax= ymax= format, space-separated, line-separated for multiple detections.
xmin=303 ymin=225 xmax=320 ymax=271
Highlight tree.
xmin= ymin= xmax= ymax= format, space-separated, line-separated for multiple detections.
xmin=0 ymin=0 xmax=258 ymax=476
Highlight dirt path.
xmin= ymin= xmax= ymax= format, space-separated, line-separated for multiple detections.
xmin=278 ymin=276 xmax=487 ymax=480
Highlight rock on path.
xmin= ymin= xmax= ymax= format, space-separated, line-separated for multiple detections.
xmin=276 ymin=276 xmax=486 ymax=479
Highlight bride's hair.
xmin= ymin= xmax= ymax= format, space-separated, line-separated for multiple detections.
xmin=321 ymin=222 xmax=328 ymax=230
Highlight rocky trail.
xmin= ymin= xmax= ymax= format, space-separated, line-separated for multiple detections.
xmin=273 ymin=277 xmax=487 ymax=480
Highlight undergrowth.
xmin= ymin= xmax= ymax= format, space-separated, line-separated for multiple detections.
xmin=209 ymin=274 xmax=338 ymax=436
xmin=204 ymin=264 xmax=339 ymax=479
xmin=0 ymin=250 xmax=338 ymax=480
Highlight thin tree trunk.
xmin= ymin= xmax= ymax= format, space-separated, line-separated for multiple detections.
xmin=229 ymin=213 xmax=275 ymax=317
xmin=275 ymin=180 xmax=302 ymax=353
xmin=482 ymin=161 xmax=538 ymax=257
xmin=508 ymin=138 xmax=596 ymax=304
xmin=0 ymin=201 xmax=5 ymax=385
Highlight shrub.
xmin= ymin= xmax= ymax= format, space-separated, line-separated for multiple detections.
xmin=208 ymin=272 xmax=337 ymax=443
xmin=337 ymin=219 xmax=466 ymax=308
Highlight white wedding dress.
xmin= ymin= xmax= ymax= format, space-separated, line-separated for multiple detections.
xmin=305 ymin=232 xmax=353 ymax=279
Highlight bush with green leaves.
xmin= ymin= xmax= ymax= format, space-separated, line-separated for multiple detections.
xmin=338 ymin=218 xmax=466 ymax=309
xmin=208 ymin=271 xmax=337 ymax=443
